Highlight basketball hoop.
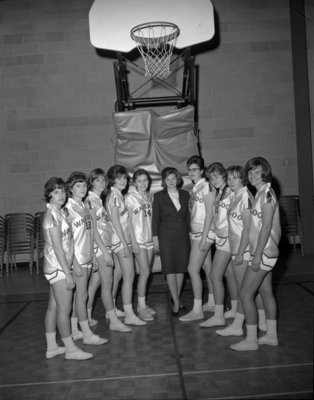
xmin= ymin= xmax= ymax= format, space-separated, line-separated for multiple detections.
xmin=131 ymin=22 xmax=180 ymax=80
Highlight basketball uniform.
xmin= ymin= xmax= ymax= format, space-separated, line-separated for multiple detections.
xmin=106 ymin=186 xmax=131 ymax=253
xmin=125 ymin=186 xmax=153 ymax=249
xmin=213 ymin=186 xmax=233 ymax=252
xmin=65 ymin=197 xmax=94 ymax=266
xmin=228 ymin=186 xmax=253 ymax=259
xmin=85 ymin=190 xmax=112 ymax=256
xmin=249 ymin=182 xmax=281 ymax=271
xmin=189 ymin=177 xmax=216 ymax=242
xmin=43 ymin=203 xmax=74 ymax=284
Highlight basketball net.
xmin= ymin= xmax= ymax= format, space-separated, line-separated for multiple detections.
xmin=131 ymin=22 xmax=180 ymax=80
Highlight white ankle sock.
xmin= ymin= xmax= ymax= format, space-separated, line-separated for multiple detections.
xmin=266 ymin=319 xmax=277 ymax=337
xmin=107 ymin=308 xmax=119 ymax=323
xmin=71 ymin=317 xmax=79 ymax=333
xmin=214 ymin=305 xmax=224 ymax=319
xmin=246 ymin=324 xmax=258 ymax=343
xmin=45 ymin=332 xmax=58 ymax=350
xmin=231 ymin=312 xmax=245 ymax=329
xmin=123 ymin=304 xmax=135 ymax=318
xmin=138 ymin=296 xmax=146 ymax=309
xmin=230 ymin=300 xmax=237 ymax=313
xmin=79 ymin=320 xmax=93 ymax=337
xmin=61 ymin=335 xmax=76 ymax=352
xmin=193 ymin=299 xmax=202 ymax=313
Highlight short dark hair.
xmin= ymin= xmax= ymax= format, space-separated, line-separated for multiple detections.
xmin=244 ymin=157 xmax=272 ymax=183
xmin=205 ymin=162 xmax=227 ymax=181
xmin=65 ymin=171 xmax=87 ymax=197
xmin=161 ymin=167 xmax=183 ymax=189
xmin=88 ymin=168 xmax=107 ymax=191
xmin=44 ymin=177 xmax=66 ymax=203
xmin=132 ymin=169 xmax=152 ymax=192
xmin=186 ymin=155 xmax=204 ymax=170
xmin=226 ymin=165 xmax=246 ymax=185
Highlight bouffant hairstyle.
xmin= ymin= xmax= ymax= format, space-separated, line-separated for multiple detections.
xmin=244 ymin=157 xmax=272 ymax=183
xmin=132 ymin=169 xmax=152 ymax=192
xmin=161 ymin=167 xmax=183 ymax=189
xmin=43 ymin=177 xmax=66 ymax=203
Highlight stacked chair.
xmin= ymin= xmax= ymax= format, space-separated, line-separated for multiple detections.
xmin=34 ymin=211 xmax=45 ymax=274
xmin=0 ymin=216 xmax=6 ymax=276
xmin=279 ymin=195 xmax=304 ymax=256
xmin=4 ymin=213 xmax=35 ymax=275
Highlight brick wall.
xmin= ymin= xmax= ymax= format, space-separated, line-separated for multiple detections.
xmin=0 ymin=0 xmax=312 ymax=215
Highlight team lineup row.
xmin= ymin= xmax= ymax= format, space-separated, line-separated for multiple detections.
xmin=43 ymin=155 xmax=280 ymax=360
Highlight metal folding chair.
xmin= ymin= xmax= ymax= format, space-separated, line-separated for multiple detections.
xmin=5 ymin=213 xmax=35 ymax=274
xmin=279 ymin=195 xmax=304 ymax=256
xmin=0 ymin=216 xmax=6 ymax=276
xmin=34 ymin=211 xmax=45 ymax=274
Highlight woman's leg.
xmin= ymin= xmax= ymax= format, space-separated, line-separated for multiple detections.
xmin=230 ymin=266 xmax=268 ymax=351
xmin=97 ymin=258 xmax=131 ymax=332
xmin=45 ymin=286 xmax=61 ymax=358
xmin=116 ymin=250 xmax=146 ymax=326
xmin=135 ymin=248 xmax=154 ymax=321
xmin=176 ymin=273 xmax=184 ymax=303
xmin=112 ymin=254 xmax=124 ymax=315
xmin=87 ymin=269 xmax=101 ymax=326
xmin=258 ymin=271 xmax=278 ymax=345
xmin=200 ymin=249 xmax=231 ymax=327
xmin=224 ymin=261 xmax=238 ymax=318
xmin=166 ymin=273 xmax=180 ymax=312
xmin=73 ymin=267 xmax=107 ymax=344
xmin=202 ymin=248 xmax=215 ymax=311
xmin=179 ymin=240 xmax=210 ymax=321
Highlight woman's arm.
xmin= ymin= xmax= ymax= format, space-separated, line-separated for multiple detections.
xmin=233 ymin=208 xmax=250 ymax=266
xmin=251 ymin=202 xmax=274 ymax=271
xmin=152 ymin=194 xmax=160 ymax=253
xmin=200 ymin=190 xmax=215 ymax=251
xmin=127 ymin=207 xmax=140 ymax=254
xmin=111 ymin=206 xmax=131 ymax=258
xmin=89 ymin=208 xmax=113 ymax=267
xmin=49 ymin=226 xmax=75 ymax=289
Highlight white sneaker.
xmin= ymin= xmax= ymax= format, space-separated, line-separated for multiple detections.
xmin=137 ymin=308 xmax=154 ymax=321
xmin=179 ymin=310 xmax=204 ymax=322
xmin=124 ymin=315 xmax=147 ymax=326
xmin=202 ymin=303 xmax=215 ymax=312
xmin=115 ymin=308 xmax=125 ymax=317
xmin=258 ymin=322 xmax=267 ymax=332
xmin=145 ymin=305 xmax=156 ymax=315
xmin=72 ymin=330 xmax=84 ymax=341
xmin=46 ymin=346 xmax=66 ymax=359
xmin=230 ymin=339 xmax=258 ymax=351
xmin=89 ymin=318 xmax=98 ymax=327
xmin=216 ymin=326 xmax=243 ymax=337
xmin=83 ymin=334 xmax=108 ymax=345
xmin=65 ymin=346 xmax=93 ymax=360
xmin=109 ymin=320 xmax=132 ymax=333
xmin=224 ymin=310 xmax=236 ymax=319
xmin=199 ymin=316 xmax=225 ymax=328
xmin=258 ymin=335 xmax=278 ymax=346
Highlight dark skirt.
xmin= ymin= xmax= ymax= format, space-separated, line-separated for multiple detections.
xmin=159 ymin=231 xmax=190 ymax=274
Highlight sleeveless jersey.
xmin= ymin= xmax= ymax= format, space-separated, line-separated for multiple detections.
xmin=125 ymin=186 xmax=153 ymax=248
xmin=106 ymin=186 xmax=130 ymax=247
xmin=85 ymin=191 xmax=112 ymax=252
xmin=228 ymin=186 xmax=253 ymax=255
xmin=189 ymin=178 xmax=215 ymax=238
xmin=65 ymin=197 xmax=94 ymax=265
xmin=213 ymin=186 xmax=233 ymax=238
xmin=249 ymin=183 xmax=281 ymax=258
xmin=43 ymin=203 xmax=74 ymax=275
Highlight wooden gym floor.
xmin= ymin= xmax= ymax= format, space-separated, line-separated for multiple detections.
xmin=0 ymin=245 xmax=313 ymax=400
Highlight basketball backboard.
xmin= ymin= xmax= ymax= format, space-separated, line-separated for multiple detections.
xmin=89 ymin=0 xmax=215 ymax=52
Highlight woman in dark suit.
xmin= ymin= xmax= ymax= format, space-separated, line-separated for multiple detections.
xmin=152 ymin=167 xmax=191 ymax=315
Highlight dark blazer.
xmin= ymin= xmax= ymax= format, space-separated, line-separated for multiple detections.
xmin=152 ymin=189 xmax=190 ymax=237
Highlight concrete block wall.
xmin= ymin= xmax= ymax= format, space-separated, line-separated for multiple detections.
xmin=0 ymin=0 xmax=312 ymax=216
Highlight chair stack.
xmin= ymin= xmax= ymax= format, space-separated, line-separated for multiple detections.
xmin=279 ymin=195 xmax=304 ymax=256
xmin=34 ymin=211 xmax=45 ymax=274
xmin=5 ymin=213 xmax=35 ymax=275
xmin=0 ymin=216 xmax=6 ymax=276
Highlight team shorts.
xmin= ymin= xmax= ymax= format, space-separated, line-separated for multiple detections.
xmin=44 ymin=269 xmax=66 ymax=285
xmin=94 ymin=244 xmax=112 ymax=258
xmin=215 ymin=236 xmax=230 ymax=253
xmin=231 ymin=250 xmax=250 ymax=262
xmin=111 ymin=241 xmax=131 ymax=254
xmin=248 ymin=254 xmax=278 ymax=272
xmin=190 ymin=231 xmax=215 ymax=243
xmin=80 ymin=262 xmax=92 ymax=269
xmin=138 ymin=242 xmax=154 ymax=250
